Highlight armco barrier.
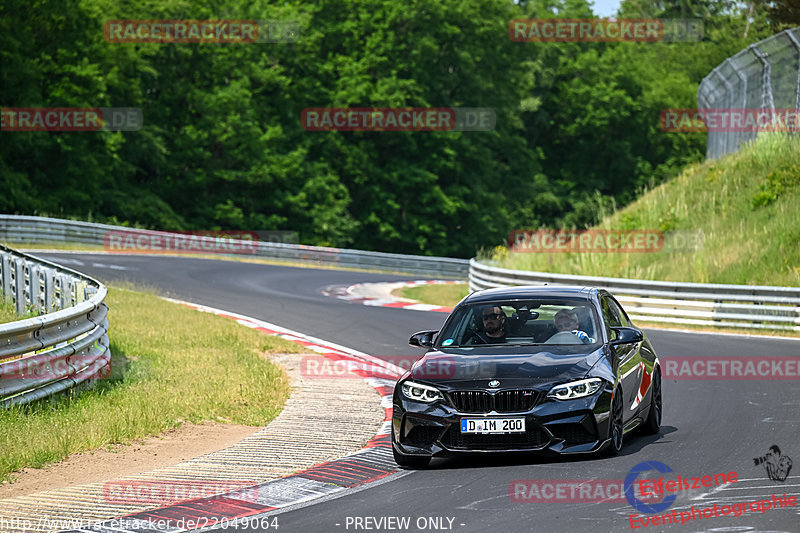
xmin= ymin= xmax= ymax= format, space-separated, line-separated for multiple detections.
xmin=0 ymin=215 xmax=468 ymax=278
xmin=2 ymin=215 xmax=797 ymax=332
xmin=0 ymin=244 xmax=110 ymax=406
xmin=470 ymin=259 xmax=800 ymax=332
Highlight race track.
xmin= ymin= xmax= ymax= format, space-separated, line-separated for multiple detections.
xmin=40 ymin=253 xmax=800 ymax=533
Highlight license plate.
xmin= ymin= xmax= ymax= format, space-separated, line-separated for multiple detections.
xmin=460 ymin=418 xmax=525 ymax=434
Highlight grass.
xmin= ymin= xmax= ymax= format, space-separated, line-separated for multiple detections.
xmin=0 ymin=299 xmax=40 ymax=325
xmin=5 ymin=242 xmax=108 ymax=252
xmin=0 ymin=283 xmax=300 ymax=483
xmin=0 ymin=301 xmax=21 ymax=325
xmin=397 ymin=284 xmax=469 ymax=308
xmin=486 ymin=133 xmax=800 ymax=287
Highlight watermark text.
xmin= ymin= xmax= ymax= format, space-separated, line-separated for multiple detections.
xmin=104 ymin=20 xmax=298 ymax=43
xmin=509 ymin=18 xmax=702 ymax=42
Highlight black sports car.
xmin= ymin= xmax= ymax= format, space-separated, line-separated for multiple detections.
xmin=391 ymin=286 xmax=662 ymax=468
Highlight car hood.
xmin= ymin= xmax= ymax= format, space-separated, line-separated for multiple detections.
xmin=408 ymin=347 xmax=604 ymax=389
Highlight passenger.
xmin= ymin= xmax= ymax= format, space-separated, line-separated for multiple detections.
xmin=553 ymin=309 xmax=595 ymax=343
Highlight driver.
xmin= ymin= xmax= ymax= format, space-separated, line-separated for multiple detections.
xmin=554 ymin=309 xmax=595 ymax=344
xmin=466 ymin=305 xmax=507 ymax=344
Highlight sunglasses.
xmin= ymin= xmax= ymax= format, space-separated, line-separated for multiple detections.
xmin=482 ymin=313 xmax=504 ymax=320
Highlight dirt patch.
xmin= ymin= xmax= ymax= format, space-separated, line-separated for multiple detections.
xmin=0 ymin=421 xmax=259 ymax=499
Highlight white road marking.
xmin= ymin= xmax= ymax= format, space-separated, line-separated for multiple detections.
xmin=91 ymin=262 xmax=128 ymax=270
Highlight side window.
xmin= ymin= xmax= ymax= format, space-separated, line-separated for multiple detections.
xmin=601 ymin=297 xmax=622 ymax=340
xmin=608 ymin=298 xmax=631 ymax=327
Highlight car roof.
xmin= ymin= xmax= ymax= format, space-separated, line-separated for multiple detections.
xmin=461 ymin=285 xmax=599 ymax=305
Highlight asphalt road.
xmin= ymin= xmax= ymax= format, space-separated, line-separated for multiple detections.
xmin=40 ymin=253 xmax=800 ymax=533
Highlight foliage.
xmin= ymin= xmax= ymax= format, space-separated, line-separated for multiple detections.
xmin=0 ymin=0 xmax=781 ymax=256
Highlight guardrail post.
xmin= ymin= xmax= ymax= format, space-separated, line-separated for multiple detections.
xmin=23 ymin=261 xmax=32 ymax=311
xmin=41 ymin=267 xmax=55 ymax=312
xmin=63 ymin=274 xmax=76 ymax=308
xmin=31 ymin=265 xmax=44 ymax=314
xmin=13 ymin=258 xmax=26 ymax=315
xmin=0 ymin=255 xmax=10 ymax=304
xmin=53 ymin=274 xmax=64 ymax=311
xmin=73 ymin=279 xmax=88 ymax=305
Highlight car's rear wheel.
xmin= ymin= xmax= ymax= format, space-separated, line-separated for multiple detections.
xmin=391 ymin=427 xmax=431 ymax=468
xmin=605 ymin=387 xmax=624 ymax=456
xmin=642 ymin=370 xmax=662 ymax=434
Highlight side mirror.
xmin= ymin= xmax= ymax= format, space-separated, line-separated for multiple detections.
xmin=610 ymin=327 xmax=643 ymax=346
xmin=409 ymin=330 xmax=438 ymax=348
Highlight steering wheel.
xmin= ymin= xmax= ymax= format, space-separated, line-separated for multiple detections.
xmin=465 ymin=328 xmax=488 ymax=345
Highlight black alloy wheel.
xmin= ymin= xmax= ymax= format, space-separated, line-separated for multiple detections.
xmin=606 ymin=387 xmax=624 ymax=456
xmin=642 ymin=370 xmax=662 ymax=434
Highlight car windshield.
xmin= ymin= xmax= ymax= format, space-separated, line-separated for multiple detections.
xmin=436 ymin=299 xmax=600 ymax=348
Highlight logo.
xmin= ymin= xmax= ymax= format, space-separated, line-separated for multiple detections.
xmin=509 ymin=18 xmax=703 ymax=43
xmin=488 ymin=380 xmax=500 ymax=388
xmin=104 ymin=230 xmax=259 ymax=254
xmin=300 ymin=107 xmax=495 ymax=132
xmin=299 ymin=354 xmax=469 ymax=380
xmin=1 ymin=107 xmax=142 ymax=131
xmin=104 ymin=20 xmax=299 ymax=44
xmin=624 ymin=461 xmax=677 ymax=514
xmin=753 ymin=445 xmax=793 ymax=482
xmin=660 ymin=108 xmax=800 ymax=132
xmin=1 ymin=354 xmax=111 ymax=380
xmin=103 ymin=480 xmax=260 ymax=505
xmin=509 ymin=479 xmax=629 ymax=502
xmin=663 ymin=357 xmax=800 ymax=380
xmin=509 ymin=229 xmax=664 ymax=253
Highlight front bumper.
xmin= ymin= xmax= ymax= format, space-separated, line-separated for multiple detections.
xmin=392 ymin=386 xmax=613 ymax=457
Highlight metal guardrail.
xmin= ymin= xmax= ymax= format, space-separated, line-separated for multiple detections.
xmin=0 ymin=215 xmax=469 ymax=278
xmin=698 ymin=27 xmax=800 ymax=159
xmin=0 ymin=244 xmax=110 ymax=406
xmin=470 ymin=259 xmax=800 ymax=332
xmin=3 ymin=215 xmax=797 ymax=333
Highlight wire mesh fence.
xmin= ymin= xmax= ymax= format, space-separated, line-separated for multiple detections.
xmin=697 ymin=27 xmax=800 ymax=159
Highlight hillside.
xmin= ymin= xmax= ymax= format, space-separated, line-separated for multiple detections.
xmin=488 ymin=133 xmax=800 ymax=287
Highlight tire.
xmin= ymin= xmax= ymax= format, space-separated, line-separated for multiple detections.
xmin=642 ymin=370 xmax=662 ymax=435
xmin=605 ymin=387 xmax=624 ymax=457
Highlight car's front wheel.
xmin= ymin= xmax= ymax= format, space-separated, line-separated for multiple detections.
xmin=605 ymin=387 xmax=624 ymax=457
xmin=642 ymin=370 xmax=662 ymax=435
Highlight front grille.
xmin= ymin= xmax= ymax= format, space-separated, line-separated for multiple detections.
xmin=441 ymin=425 xmax=550 ymax=450
xmin=448 ymin=390 xmax=539 ymax=413
xmin=405 ymin=425 xmax=444 ymax=446
xmin=548 ymin=423 xmax=596 ymax=445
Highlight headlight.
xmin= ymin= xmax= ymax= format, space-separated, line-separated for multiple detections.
xmin=547 ymin=378 xmax=604 ymax=400
xmin=401 ymin=381 xmax=444 ymax=403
